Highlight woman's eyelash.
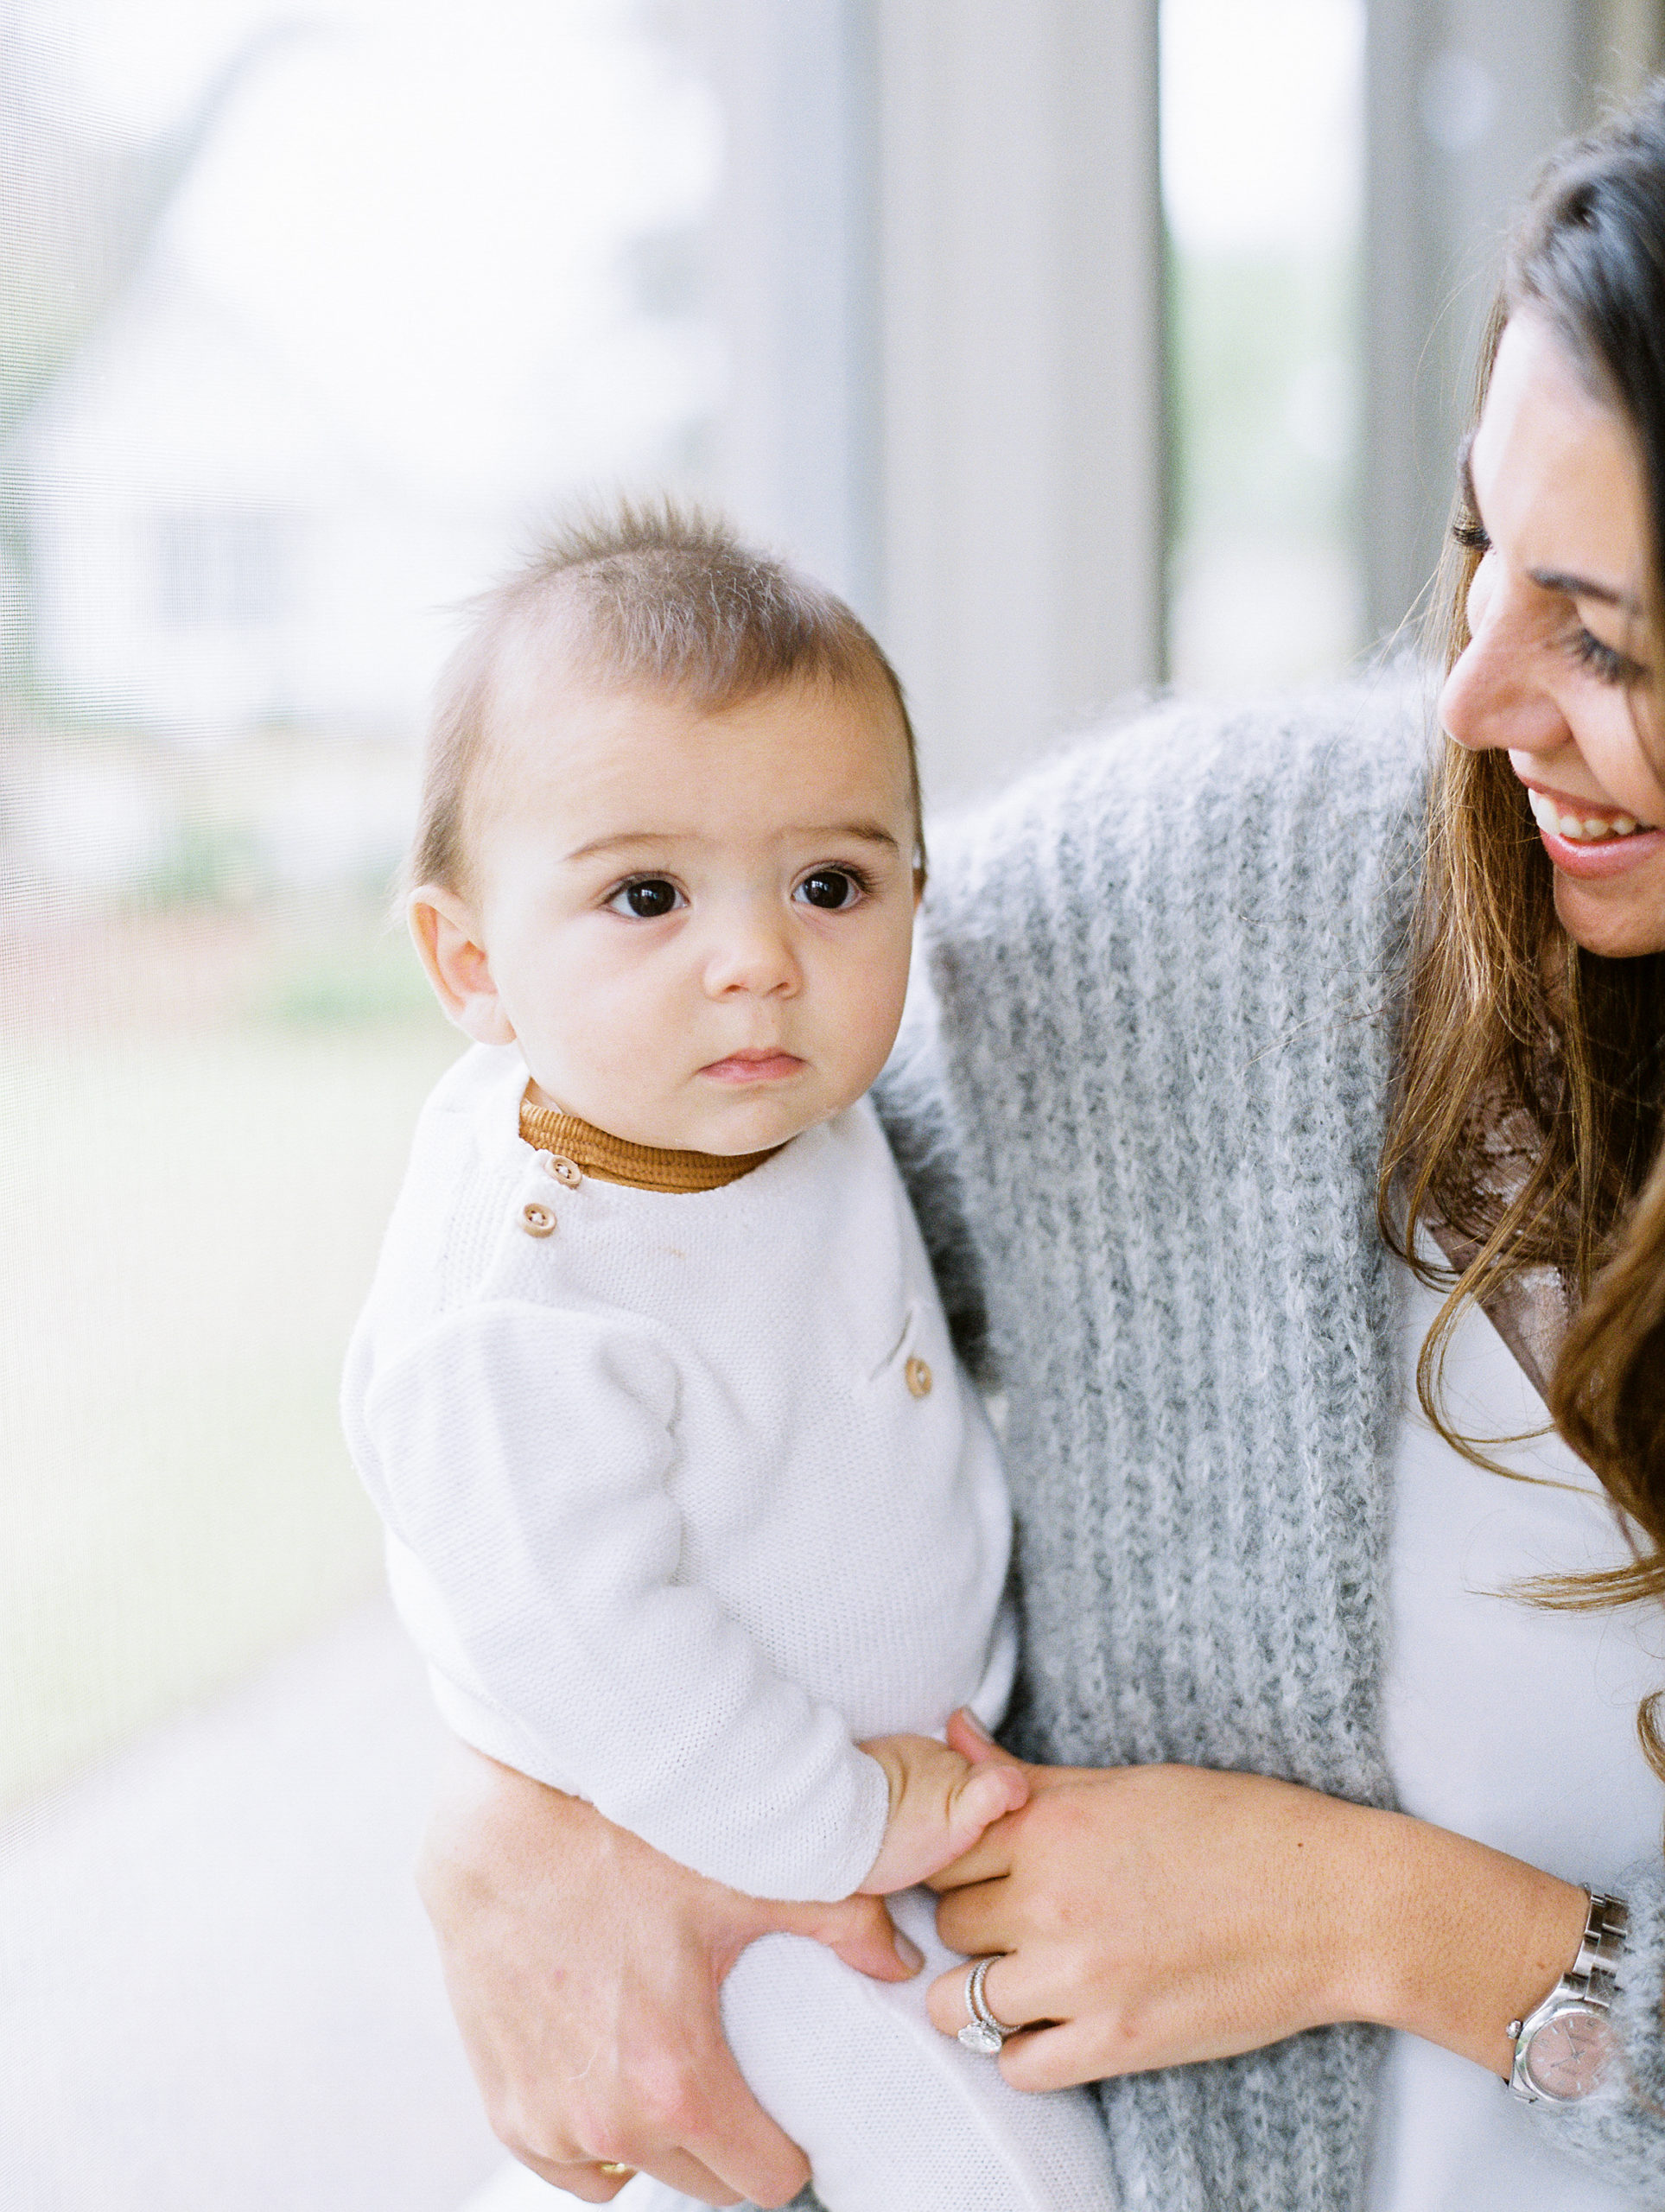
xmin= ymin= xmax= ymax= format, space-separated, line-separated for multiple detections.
xmin=1566 ymin=626 xmax=1638 ymax=683
xmin=1449 ymin=516 xmax=1646 ymax=683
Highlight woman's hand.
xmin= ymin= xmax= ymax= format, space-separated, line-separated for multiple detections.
xmin=418 ymin=1738 xmax=923 ymax=2205
xmin=924 ymin=1713 xmax=1589 ymax=2092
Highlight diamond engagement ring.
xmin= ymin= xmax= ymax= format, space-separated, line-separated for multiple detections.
xmin=958 ymin=1955 xmax=1018 ymax=2053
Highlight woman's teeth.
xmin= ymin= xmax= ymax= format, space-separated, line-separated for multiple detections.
xmin=1526 ymin=788 xmax=1650 ymax=842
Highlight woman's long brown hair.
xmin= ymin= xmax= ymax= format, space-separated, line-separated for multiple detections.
xmin=1378 ymin=92 xmax=1665 ymax=1777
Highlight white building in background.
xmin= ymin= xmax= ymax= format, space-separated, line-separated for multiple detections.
xmin=21 ymin=270 xmax=514 ymax=743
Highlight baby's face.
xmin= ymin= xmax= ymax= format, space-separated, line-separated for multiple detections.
xmin=421 ymin=675 xmax=920 ymax=1155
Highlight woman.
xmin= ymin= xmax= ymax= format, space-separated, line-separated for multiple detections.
xmin=419 ymin=89 xmax=1665 ymax=2209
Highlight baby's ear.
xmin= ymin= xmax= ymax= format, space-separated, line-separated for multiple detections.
xmin=408 ymin=886 xmax=517 ymax=1046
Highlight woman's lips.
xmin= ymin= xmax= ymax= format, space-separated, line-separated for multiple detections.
xmin=700 ymin=1050 xmax=805 ymax=1084
xmin=1522 ymin=782 xmax=1665 ymax=879
xmin=1535 ymin=822 xmax=1665 ymax=878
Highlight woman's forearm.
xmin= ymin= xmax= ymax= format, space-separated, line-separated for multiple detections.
xmin=1342 ymin=1803 xmax=1590 ymax=2074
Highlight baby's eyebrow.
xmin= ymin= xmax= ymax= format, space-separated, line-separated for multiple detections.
xmin=800 ymin=821 xmax=902 ymax=850
xmin=564 ymin=830 xmax=675 ymax=862
xmin=564 ymin=822 xmax=902 ymax=864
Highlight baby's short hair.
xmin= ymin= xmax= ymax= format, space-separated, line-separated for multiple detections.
xmin=410 ymin=499 xmax=924 ymax=895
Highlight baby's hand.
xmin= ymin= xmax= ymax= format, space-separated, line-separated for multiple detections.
xmin=855 ymin=1732 xmax=1029 ymax=1894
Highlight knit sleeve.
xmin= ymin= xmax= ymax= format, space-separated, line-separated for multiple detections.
xmin=1533 ymin=1864 xmax=1665 ymax=2195
xmin=358 ymin=1300 xmax=891 ymax=1903
xmin=872 ymin=977 xmax=992 ymax=1382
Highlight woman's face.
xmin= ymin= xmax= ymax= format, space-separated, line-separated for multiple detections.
xmin=1439 ymin=308 xmax=1665 ymax=958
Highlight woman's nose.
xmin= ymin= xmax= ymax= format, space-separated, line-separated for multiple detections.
xmin=1439 ymin=562 xmax=1566 ymax=757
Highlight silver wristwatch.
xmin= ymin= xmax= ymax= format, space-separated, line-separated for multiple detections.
xmin=1506 ymin=1889 xmax=1628 ymax=2104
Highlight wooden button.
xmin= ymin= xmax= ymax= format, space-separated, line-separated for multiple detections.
xmin=550 ymin=1156 xmax=582 ymax=1188
xmin=906 ymin=1356 xmax=932 ymax=1398
xmin=519 ymin=1201 xmax=556 ymax=1237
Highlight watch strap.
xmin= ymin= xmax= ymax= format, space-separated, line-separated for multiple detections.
xmin=1506 ymin=1888 xmax=1628 ymax=2102
xmin=1568 ymin=1888 xmax=1628 ymax=2009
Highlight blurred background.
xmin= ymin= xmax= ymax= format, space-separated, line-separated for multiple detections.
xmin=1 ymin=3 xmax=1659 ymax=2204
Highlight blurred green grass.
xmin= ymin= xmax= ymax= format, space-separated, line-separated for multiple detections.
xmin=0 ymin=976 xmax=461 ymax=1808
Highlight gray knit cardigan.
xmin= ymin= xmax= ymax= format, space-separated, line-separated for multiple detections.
xmin=848 ymin=681 xmax=1665 ymax=2209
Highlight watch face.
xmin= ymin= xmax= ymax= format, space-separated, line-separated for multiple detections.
xmin=1523 ymin=2007 xmax=1614 ymax=2100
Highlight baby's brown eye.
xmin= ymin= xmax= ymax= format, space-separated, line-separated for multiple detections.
xmin=797 ymin=869 xmax=860 ymax=911
xmin=608 ymin=878 xmax=682 ymax=918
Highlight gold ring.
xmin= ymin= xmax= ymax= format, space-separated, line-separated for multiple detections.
xmin=597 ymin=2164 xmax=634 ymax=2179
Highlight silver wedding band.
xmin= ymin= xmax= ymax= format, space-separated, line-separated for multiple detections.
xmin=957 ymin=1954 xmax=1020 ymax=2053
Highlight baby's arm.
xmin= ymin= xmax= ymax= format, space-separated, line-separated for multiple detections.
xmin=354 ymin=1299 xmax=895 ymax=1902
xmin=855 ymin=1732 xmax=1029 ymax=1894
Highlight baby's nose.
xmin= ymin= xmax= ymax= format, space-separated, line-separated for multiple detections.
xmin=702 ymin=909 xmax=798 ymax=995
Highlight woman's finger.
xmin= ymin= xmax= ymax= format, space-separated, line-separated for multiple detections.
xmin=673 ymin=2056 xmax=815 ymax=2207
xmin=944 ymin=1707 xmax=1027 ymax=1768
xmin=924 ymin=1945 xmax=1039 ymax=2040
xmin=930 ymin=1871 xmax=1016 ymax=1948
xmin=764 ymin=1891 xmax=924 ymax=1980
xmin=923 ymin=1820 xmax=1018 ymax=1891
xmin=996 ymin=2018 xmax=1107 ymax=2094
xmin=506 ymin=2157 xmax=625 ymax=2203
xmin=511 ymin=2151 xmax=737 ymax=2203
xmin=606 ymin=2002 xmax=812 ymax=2206
xmin=491 ymin=2075 xmax=759 ymax=2202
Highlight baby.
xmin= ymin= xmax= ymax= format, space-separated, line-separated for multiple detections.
xmin=342 ymin=506 xmax=1115 ymax=2210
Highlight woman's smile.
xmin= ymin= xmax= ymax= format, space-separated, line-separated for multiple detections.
xmin=1517 ymin=773 xmax=1665 ymax=876
xmin=1518 ymin=775 xmax=1656 ymax=839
